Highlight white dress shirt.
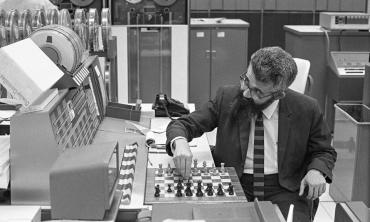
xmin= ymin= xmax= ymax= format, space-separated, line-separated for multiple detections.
xmin=243 ymin=100 xmax=279 ymax=174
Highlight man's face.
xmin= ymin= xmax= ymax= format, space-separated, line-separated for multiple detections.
xmin=240 ymin=66 xmax=282 ymax=106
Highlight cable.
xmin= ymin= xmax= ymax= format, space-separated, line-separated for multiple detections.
xmin=338 ymin=29 xmax=344 ymax=51
xmin=163 ymin=104 xmax=175 ymax=120
xmin=320 ymin=26 xmax=331 ymax=63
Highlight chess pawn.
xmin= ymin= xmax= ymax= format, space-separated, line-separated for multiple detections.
xmin=205 ymin=183 xmax=213 ymax=192
xmin=202 ymin=161 xmax=207 ymax=173
xmin=227 ymin=183 xmax=234 ymax=195
xmin=207 ymin=188 xmax=214 ymax=196
xmin=154 ymin=184 xmax=161 ymax=197
xmin=166 ymin=163 xmax=172 ymax=175
xmin=220 ymin=163 xmax=225 ymax=173
xmin=167 ymin=184 xmax=173 ymax=193
xmin=217 ymin=184 xmax=225 ymax=196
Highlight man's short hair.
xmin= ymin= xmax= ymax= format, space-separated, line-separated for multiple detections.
xmin=250 ymin=46 xmax=297 ymax=89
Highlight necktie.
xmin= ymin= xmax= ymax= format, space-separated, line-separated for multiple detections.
xmin=253 ymin=112 xmax=264 ymax=200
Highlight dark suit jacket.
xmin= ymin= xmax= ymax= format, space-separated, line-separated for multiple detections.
xmin=166 ymin=85 xmax=337 ymax=192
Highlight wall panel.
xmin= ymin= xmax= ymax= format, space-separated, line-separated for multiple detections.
xmin=264 ymin=0 xmax=277 ymax=10
xmin=249 ymin=0 xmax=263 ymax=10
xmin=236 ymin=0 xmax=249 ymax=10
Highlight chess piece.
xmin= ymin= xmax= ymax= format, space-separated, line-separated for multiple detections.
xmin=197 ymin=180 xmax=202 ymax=188
xmin=220 ymin=162 xmax=225 ymax=173
xmin=158 ymin=163 xmax=163 ymax=176
xmin=217 ymin=183 xmax=225 ymax=196
xmin=193 ymin=159 xmax=198 ymax=169
xmin=186 ymin=181 xmax=192 ymax=188
xmin=196 ymin=187 xmax=203 ymax=197
xmin=207 ymin=188 xmax=214 ymax=196
xmin=176 ymin=181 xmax=183 ymax=190
xmin=154 ymin=185 xmax=160 ymax=197
xmin=212 ymin=165 xmax=219 ymax=176
xmin=205 ymin=183 xmax=213 ymax=192
xmin=192 ymin=159 xmax=198 ymax=175
xmin=166 ymin=163 xmax=172 ymax=175
xmin=227 ymin=183 xmax=234 ymax=195
xmin=202 ymin=161 xmax=207 ymax=173
xmin=185 ymin=183 xmax=193 ymax=196
xmin=176 ymin=188 xmax=183 ymax=197
xmin=167 ymin=184 xmax=173 ymax=193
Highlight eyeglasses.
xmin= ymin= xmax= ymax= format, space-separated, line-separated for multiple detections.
xmin=239 ymin=73 xmax=281 ymax=99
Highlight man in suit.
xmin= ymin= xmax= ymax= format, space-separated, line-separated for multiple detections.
xmin=165 ymin=46 xmax=337 ymax=221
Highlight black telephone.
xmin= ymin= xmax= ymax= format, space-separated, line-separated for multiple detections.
xmin=152 ymin=93 xmax=189 ymax=118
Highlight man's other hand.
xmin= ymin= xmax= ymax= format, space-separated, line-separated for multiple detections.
xmin=299 ymin=169 xmax=326 ymax=200
xmin=173 ymin=138 xmax=193 ymax=179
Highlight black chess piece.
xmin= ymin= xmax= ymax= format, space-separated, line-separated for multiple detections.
xmin=196 ymin=187 xmax=203 ymax=197
xmin=176 ymin=188 xmax=183 ymax=197
xmin=177 ymin=181 xmax=183 ymax=190
xmin=207 ymin=188 xmax=214 ymax=196
xmin=227 ymin=183 xmax=234 ymax=195
xmin=186 ymin=181 xmax=192 ymax=187
xmin=217 ymin=184 xmax=225 ymax=196
xmin=154 ymin=185 xmax=160 ymax=197
xmin=167 ymin=184 xmax=173 ymax=193
xmin=185 ymin=182 xmax=192 ymax=196
xmin=185 ymin=186 xmax=193 ymax=196
xmin=205 ymin=183 xmax=213 ymax=192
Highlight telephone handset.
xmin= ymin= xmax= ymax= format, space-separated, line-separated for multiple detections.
xmin=152 ymin=93 xmax=189 ymax=118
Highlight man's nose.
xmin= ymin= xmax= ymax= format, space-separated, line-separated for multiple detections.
xmin=243 ymin=88 xmax=252 ymax=98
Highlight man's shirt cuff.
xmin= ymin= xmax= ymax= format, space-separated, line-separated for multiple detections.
xmin=170 ymin=136 xmax=187 ymax=154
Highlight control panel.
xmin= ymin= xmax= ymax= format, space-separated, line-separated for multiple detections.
xmin=330 ymin=51 xmax=370 ymax=76
xmin=110 ymin=0 xmax=188 ymax=25
xmin=320 ymin=12 xmax=370 ymax=30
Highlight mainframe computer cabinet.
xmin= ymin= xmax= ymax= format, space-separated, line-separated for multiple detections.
xmin=189 ymin=19 xmax=249 ymax=109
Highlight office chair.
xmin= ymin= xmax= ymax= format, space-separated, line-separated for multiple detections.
xmin=289 ymin=58 xmax=313 ymax=94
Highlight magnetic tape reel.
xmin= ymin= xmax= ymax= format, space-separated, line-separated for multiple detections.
xmin=70 ymin=0 xmax=94 ymax=7
xmin=88 ymin=8 xmax=100 ymax=52
xmin=74 ymin=9 xmax=89 ymax=50
xmin=101 ymin=8 xmax=111 ymax=51
xmin=5 ymin=10 xmax=20 ymax=44
xmin=126 ymin=0 xmax=142 ymax=4
xmin=19 ymin=9 xmax=33 ymax=40
xmin=30 ymin=24 xmax=87 ymax=73
xmin=32 ymin=9 xmax=46 ymax=30
xmin=46 ymin=9 xmax=59 ymax=25
xmin=153 ymin=0 xmax=177 ymax=6
xmin=59 ymin=9 xmax=72 ymax=28
xmin=0 ymin=9 xmax=6 ymax=47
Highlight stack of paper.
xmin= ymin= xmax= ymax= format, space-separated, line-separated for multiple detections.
xmin=0 ymin=38 xmax=63 ymax=108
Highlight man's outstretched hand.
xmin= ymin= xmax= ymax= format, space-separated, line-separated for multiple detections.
xmin=173 ymin=138 xmax=193 ymax=179
xmin=299 ymin=169 xmax=326 ymax=200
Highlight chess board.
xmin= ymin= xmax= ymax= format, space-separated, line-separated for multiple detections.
xmin=145 ymin=167 xmax=247 ymax=204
